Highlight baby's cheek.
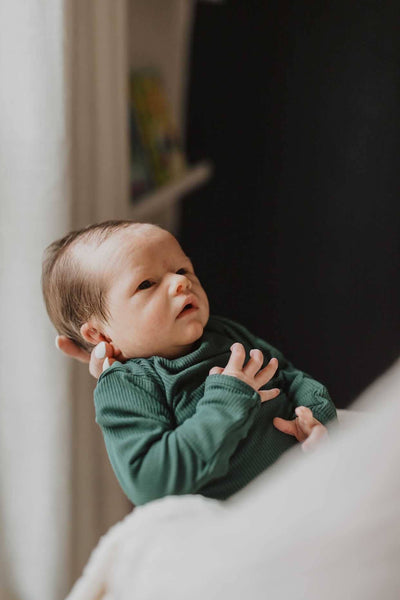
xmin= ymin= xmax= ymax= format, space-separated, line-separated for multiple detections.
xmin=144 ymin=312 xmax=166 ymax=335
xmin=153 ymin=315 xmax=168 ymax=332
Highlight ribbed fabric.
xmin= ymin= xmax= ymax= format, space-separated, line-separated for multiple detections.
xmin=94 ymin=315 xmax=337 ymax=506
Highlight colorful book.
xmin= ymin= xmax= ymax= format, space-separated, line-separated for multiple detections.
xmin=129 ymin=104 xmax=153 ymax=199
xmin=128 ymin=68 xmax=187 ymax=201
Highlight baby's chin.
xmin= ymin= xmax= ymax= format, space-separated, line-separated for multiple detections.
xmin=154 ymin=334 xmax=205 ymax=360
xmin=121 ymin=343 xmax=193 ymax=360
xmin=121 ymin=319 xmax=207 ymax=360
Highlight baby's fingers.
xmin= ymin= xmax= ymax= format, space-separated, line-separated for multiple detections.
xmin=209 ymin=366 xmax=224 ymax=375
xmin=255 ymin=357 xmax=279 ymax=388
xmin=225 ymin=343 xmax=246 ymax=371
xmin=273 ymin=416 xmax=297 ymax=436
xmin=243 ymin=349 xmax=264 ymax=378
xmin=295 ymin=406 xmax=315 ymax=436
xmin=259 ymin=388 xmax=280 ymax=403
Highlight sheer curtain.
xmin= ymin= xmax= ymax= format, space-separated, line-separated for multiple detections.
xmin=0 ymin=2 xmax=130 ymax=599
xmin=0 ymin=2 xmax=70 ymax=599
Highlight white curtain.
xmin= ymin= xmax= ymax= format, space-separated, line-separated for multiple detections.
xmin=0 ymin=2 xmax=70 ymax=600
xmin=0 ymin=1 xmax=130 ymax=599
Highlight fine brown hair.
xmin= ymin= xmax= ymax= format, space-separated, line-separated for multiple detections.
xmin=41 ymin=220 xmax=150 ymax=352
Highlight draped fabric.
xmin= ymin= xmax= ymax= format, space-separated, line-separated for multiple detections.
xmin=0 ymin=2 xmax=71 ymax=598
xmin=0 ymin=2 xmax=130 ymax=598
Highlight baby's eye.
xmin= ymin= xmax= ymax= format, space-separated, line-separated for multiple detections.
xmin=176 ymin=268 xmax=188 ymax=275
xmin=137 ymin=279 xmax=153 ymax=290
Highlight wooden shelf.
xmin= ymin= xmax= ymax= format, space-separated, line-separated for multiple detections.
xmin=127 ymin=160 xmax=213 ymax=222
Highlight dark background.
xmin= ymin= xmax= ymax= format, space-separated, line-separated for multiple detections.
xmin=180 ymin=0 xmax=400 ymax=408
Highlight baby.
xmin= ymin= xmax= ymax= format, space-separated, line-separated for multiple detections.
xmin=42 ymin=220 xmax=337 ymax=506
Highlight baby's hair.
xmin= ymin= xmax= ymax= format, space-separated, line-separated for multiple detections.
xmin=41 ymin=219 xmax=157 ymax=352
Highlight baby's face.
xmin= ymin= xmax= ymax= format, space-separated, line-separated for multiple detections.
xmin=87 ymin=225 xmax=209 ymax=359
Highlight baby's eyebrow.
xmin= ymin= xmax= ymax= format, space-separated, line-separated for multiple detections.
xmin=123 ymin=269 xmax=146 ymax=292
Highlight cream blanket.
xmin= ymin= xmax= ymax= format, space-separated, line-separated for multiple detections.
xmin=66 ymin=359 xmax=400 ymax=600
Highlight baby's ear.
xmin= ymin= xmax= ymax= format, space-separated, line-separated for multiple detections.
xmin=80 ymin=322 xmax=110 ymax=345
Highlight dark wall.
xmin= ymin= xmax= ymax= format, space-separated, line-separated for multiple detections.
xmin=180 ymin=0 xmax=400 ymax=408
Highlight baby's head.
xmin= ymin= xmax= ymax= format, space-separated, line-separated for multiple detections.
xmin=42 ymin=220 xmax=210 ymax=359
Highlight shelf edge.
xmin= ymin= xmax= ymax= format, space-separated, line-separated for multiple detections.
xmin=127 ymin=160 xmax=213 ymax=222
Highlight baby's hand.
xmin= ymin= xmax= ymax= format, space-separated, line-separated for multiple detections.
xmin=56 ymin=336 xmax=122 ymax=379
xmin=209 ymin=342 xmax=280 ymax=403
xmin=273 ymin=406 xmax=328 ymax=452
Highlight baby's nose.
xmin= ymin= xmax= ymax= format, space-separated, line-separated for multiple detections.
xmin=170 ymin=274 xmax=191 ymax=295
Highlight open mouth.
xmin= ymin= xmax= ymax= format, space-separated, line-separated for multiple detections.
xmin=177 ymin=299 xmax=198 ymax=319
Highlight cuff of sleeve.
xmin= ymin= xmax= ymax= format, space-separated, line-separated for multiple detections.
xmin=312 ymin=387 xmax=337 ymax=424
xmin=203 ymin=374 xmax=260 ymax=411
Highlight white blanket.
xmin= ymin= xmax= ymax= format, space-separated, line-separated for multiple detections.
xmin=66 ymin=359 xmax=400 ymax=600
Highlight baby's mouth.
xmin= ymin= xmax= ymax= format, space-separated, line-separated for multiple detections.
xmin=176 ymin=297 xmax=198 ymax=319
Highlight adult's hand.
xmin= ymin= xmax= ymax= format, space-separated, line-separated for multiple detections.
xmin=56 ymin=336 xmax=120 ymax=379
